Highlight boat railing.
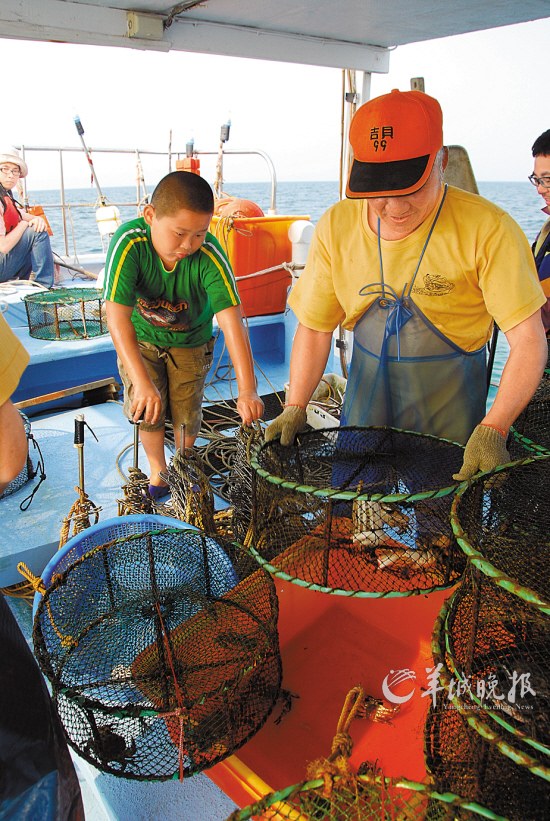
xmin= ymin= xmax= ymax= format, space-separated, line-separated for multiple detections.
xmin=16 ymin=145 xmax=279 ymax=256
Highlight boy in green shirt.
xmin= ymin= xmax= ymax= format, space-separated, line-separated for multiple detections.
xmin=104 ymin=171 xmax=264 ymax=499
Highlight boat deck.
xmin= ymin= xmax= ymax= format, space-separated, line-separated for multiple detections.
xmin=1 ymin=293 xmax=454 ymax=820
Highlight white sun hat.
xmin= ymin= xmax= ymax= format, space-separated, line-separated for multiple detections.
xmin=0 ymin=146 xmax=28 ymax=178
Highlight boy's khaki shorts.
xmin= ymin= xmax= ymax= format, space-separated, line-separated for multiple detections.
xmin=118 ymin=338 xmax=215 ymax=437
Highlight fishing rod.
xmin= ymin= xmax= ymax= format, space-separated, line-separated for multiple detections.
xmin=53 ymin=252 xmax=98 ymax=280
xmin=74 ymin=116 xmax=106 ymax=205
xmin=74 ymin=115 xmax=121 ymax=246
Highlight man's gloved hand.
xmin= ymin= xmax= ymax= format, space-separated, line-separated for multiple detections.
xmin=265 ymin=405 xmax=307 ymax=447
xmin=452 ymin=424 xmax=510 ymax=481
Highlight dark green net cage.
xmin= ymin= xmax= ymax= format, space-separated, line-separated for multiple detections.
xmin=426 ymin=598 xmax=549 ymax=821
xmin=246 ymin=426 xmax=466 ymax=597
xmin=446 ymin=457 xmax=550 ymax=785
xmin=226 ymin=774 xmax=505 ymax=820
xmin=33 ymin=527 xmax=281 ymax=780
xmin=508 ymin=367 xmax=550 ymax=458
xmin=440 ymin=567 xmax=549 ymax=760
xmin=24 ymin=287 xmax=107 ymax=340
xmin=450 ymin=455 xmax=550 ymax=615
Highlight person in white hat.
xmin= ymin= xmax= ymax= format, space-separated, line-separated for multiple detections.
xmin=0 ymin=146 xmax=54 ymax=287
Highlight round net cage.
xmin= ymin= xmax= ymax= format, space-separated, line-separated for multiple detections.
xmin=226 ymin=774 xmax=503 ymax=820
xmin=425 ymin=597 xmax=549 ymax=821
xmin=441 ymin=567 xmax=549 ymax=760
xmin=33 ymin=526 xmax=282 ymax=780
xmin=508 ymin=368 xmax=550 ymax=458
xmin=247 ymin=426 xmax=466 ymax=597
xmin=226 ymin=685 xmax=502 ymax=821
xmin=23 ymin=287 xmax=107 ymax=340
xmin=450 ymin=455 xmax=550 ymax=614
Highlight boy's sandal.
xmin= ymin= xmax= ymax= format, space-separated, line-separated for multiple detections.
xmin=148 ymin=483 xmax=171 ymax=501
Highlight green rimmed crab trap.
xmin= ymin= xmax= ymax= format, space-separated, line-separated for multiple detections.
xmin=33 ymin=527 xmax=282 ymax=780
xmin=508 ymin=367 xmax=550 ymax=458
xmin=438 ymin=456 xmax=550 ymax=814
xmin=228 ymin=774 xmax=505 ymax=820
xmin=23 ymin=287 xmax=107 ymax=340
xmin=240 ymin=426 xmax=466 ymax=597
xmin=424 ymin=456 xmax=550 ymax=821
xmin=425 ymin=597 xmax=549 ymax=821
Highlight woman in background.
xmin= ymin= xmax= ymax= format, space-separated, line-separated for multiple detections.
xmin=0 ymin=146 xmax=54 ymax=287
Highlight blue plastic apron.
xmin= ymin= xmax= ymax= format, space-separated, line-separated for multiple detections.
xmin=341 ymin=186 xmax=487 ymax=445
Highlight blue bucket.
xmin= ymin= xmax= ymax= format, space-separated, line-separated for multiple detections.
xmin=33 ymin=514 xmax=197 ymax=620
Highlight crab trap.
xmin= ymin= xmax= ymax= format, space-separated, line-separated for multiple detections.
xmin=446 ymin=457 xmax=550 ymax=773
xmin=227 ymin=774 xmax=505 ymax=820
xmin=245 ymin=426 xmax=466 ymax=597
xmin=23 ymin=287 xmax=107 ymax=340
xmin=33 ymin=525 xmax=281 ymax=780
xmin=425 ymin=597 xmax=549 ymax=821
xmin=508 ymin=368 xmax=550 ymax=458
xmin=32 ymin=514 xmax=185 ymax=616
xmin=450 ymin=455 xmax=550 ymax=615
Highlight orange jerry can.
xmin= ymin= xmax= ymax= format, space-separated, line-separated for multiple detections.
xmin=211 ymin=206 xmax=310 ymax=318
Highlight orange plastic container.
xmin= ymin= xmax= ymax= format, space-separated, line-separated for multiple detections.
xmin=211 ymin=214 xmax=310 ymax=317
xmin=175 ymin=157 xmax=201 ymax=175
xmin=207 ymin=579 xmax=457 ymax=807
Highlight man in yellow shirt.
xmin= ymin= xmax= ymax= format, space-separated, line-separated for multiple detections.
xmin=267 ymin=89 xmax=547 ymax=480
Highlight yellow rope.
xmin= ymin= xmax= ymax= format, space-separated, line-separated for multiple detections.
xmin=16 ymin=562 xmax=46 ymax=593
xmin=18 ymin=562 xmax=76 ymax=648
xmin=59 ymin=487 xmax=101 ymax=549
xmin=117 ymin=466 xmax=156 ymax=516
xmin=165 ymin=448 xmax=216 ymax=533
xmin=306 ymin=685 xmax=365 ymax=798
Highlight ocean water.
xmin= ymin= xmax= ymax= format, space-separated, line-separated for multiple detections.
xmin=26 ymin=179 xmax=544 ymax=256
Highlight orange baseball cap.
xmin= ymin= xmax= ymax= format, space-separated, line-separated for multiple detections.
xmin=346 ymin=89 xmax=443 ymax=198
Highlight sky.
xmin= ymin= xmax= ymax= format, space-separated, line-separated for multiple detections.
xmin=2 ymin=15 xmax=549 ymax=190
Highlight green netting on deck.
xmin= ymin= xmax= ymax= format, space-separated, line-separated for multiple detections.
xmin=24 ymin=287 xmax=107 ymax=340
